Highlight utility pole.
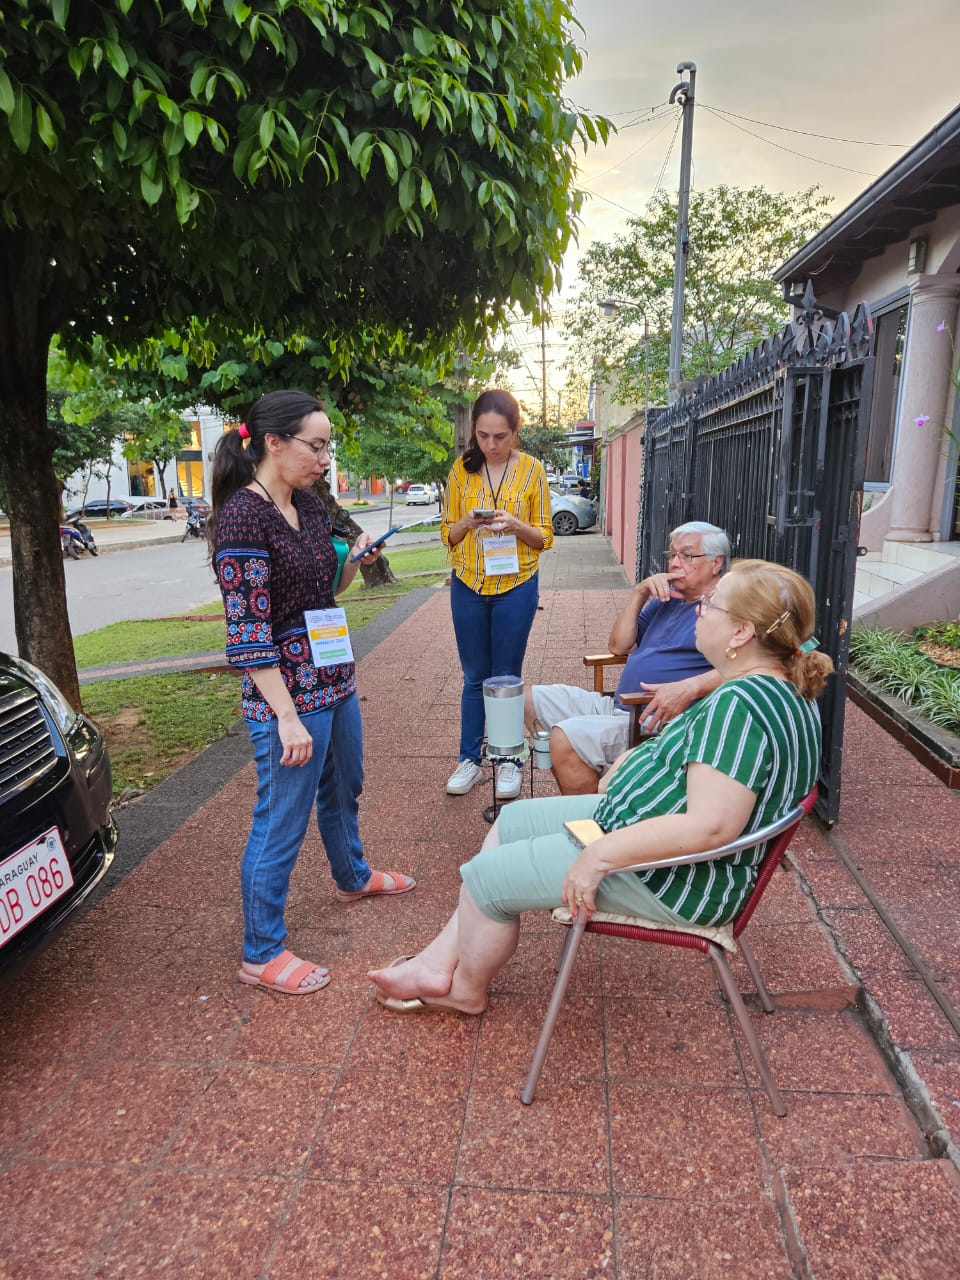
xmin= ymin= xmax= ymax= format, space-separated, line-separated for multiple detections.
xmin=667 ymin=60 xmax=696 ymax=403
xmin=540 ymin=311 xmax=549 ymax=429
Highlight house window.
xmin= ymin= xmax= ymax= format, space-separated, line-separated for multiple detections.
xmin=864 ymin=303 xmax=907 ymax=485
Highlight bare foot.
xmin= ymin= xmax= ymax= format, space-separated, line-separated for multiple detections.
xmin=367 ymin=955 xmax=453 ymax=1001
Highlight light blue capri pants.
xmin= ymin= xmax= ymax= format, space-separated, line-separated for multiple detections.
xmin=459 ymin=795 xmax=688 ymax=926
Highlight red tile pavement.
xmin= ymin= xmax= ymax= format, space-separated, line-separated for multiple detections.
xmin=1 ymin=534 xmax=959 ymax=1278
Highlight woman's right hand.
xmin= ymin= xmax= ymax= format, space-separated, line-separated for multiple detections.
xmin=277 ymin=713 xmax=313 ymax=767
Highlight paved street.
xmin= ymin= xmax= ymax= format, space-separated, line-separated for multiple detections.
xmin=0 ymin=505 xmax=416 ymax=653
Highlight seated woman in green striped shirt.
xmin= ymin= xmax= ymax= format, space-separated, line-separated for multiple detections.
xmin=368 ymin=560 xmax=835 ymax=1015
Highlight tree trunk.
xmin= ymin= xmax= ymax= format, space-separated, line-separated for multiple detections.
xmin=312 ymin=479 xmax=399 ymax=587
xmin=0 ymin=234 xmax=81 ymax=708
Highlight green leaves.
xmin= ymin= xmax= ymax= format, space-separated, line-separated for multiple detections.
xmin=0 ymin=70 xmax=15 ymax=117
xmin=8 ymin=86 xmax=32 ymax=153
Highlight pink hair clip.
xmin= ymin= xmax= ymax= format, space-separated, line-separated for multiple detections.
xmin=237 ymin=422 xmax=250 ymax=439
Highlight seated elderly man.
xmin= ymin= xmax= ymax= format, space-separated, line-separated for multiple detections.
xmin=525 ymin=521 xmax=730 ymax=794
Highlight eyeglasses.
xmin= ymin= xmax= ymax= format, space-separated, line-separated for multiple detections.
xmin=288 ymin=435 xmax=333 ymax=457
xmin=664 ymin=549 xmax=709 ymax=564
xmin=696 ymin=590 xmax=731 ymax=617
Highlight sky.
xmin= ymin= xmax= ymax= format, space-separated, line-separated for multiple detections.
xmin=507 ymin=0 xmax=960 ymax=411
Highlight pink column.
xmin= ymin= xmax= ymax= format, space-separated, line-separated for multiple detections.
xmin=886 ymin=278 xmax=960 ymax=542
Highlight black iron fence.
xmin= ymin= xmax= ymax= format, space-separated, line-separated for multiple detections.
xmin=639 ymin=284 xmax=874 ymax=823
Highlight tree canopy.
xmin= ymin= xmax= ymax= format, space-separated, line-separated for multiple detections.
xmin=0 ymin=0 xmax=608 ymax=705
xmin=563 ymin=184 xmax=831 ymax=409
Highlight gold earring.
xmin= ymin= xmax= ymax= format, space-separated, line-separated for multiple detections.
xmin=725 ymin=646 xmax=738 ymax=661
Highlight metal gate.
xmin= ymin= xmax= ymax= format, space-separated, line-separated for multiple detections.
xmin=639 ymin=285 xmax=874 ymax=823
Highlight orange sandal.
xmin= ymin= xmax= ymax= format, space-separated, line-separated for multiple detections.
xmin=334 ymin=869 xmax=416 ymax=903
xmin=238 ymin=948 xmax=330 ymax=994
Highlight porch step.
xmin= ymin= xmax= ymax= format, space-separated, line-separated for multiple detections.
xmin=854 ymin=540 xmax=960 ymax=618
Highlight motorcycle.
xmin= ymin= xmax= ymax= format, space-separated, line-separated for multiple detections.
xmin=60 ymin=515 xmax=98 ymax=559
xmin=181 ymin=509 xmax=207 ymax=541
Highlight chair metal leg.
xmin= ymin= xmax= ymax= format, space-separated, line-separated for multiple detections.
xmin=554 ymin=920 xmax=578 ymax=974
xmin=708 ymin=944 xmax=786 ymax=1117
xmin=738 ymin=937 xmax=775 ymax=1013
xmin=520 ymin=914 xmax=588 ymax=1105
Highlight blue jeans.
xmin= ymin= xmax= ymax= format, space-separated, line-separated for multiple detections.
xmin=242 ymin=693 xmax=371 ymax=963
xmin=450 ymin=572 xmax=539 ymax=764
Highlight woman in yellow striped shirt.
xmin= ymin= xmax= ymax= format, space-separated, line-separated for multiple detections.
xmin=442 ymin=390 xmax=554 ymax=799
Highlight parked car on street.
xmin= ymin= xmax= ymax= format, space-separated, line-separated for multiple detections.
xmin=118 ymin=497 xmax=172 ymax=518
xmin=65 ymin=498 xmax=133 ymax=520
xmin=181 ymin=496 xmax=211 ymax=517
xmin=549 ymin=488 xmax=597 ymax=536
xmin=404 ymin=484 xmax=433 ymax=506
xmin=0 ymin=653 xmax=117 ymax=973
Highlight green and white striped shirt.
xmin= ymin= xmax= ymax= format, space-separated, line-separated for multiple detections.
xmin=593 ymin=676 xmax=821 ymax=925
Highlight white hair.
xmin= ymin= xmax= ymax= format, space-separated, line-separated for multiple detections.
xmin=670 ymin=521 xmax=731 ymax=566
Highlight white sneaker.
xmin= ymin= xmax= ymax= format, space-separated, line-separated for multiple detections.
xmin=446 ymin=760 xmax=482 ymax=795
xmin=495 ymin=762 xmax=523 ymax=800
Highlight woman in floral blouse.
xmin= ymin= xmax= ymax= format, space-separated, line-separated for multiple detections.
xmin=210 ymin=390 xmax=416 ymax=995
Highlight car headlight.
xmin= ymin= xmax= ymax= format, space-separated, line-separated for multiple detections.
xmin=10 ymin=656 xmax=79 ymax=734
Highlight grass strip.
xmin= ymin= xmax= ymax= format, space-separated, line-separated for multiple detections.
xmin=82 ymin=671 xmax=244 ymax=798
xmin=78 ymin=543 xmax=450 ymax=797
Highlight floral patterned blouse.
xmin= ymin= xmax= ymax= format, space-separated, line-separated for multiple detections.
xmin=214 ymin=487 xmax=355 ymax=722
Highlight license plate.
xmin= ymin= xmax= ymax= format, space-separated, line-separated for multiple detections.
xmin=0 ymin=827 xmax=74 ymax=944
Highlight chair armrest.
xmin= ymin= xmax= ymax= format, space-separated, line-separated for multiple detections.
xmin=595 ymin=789 xmax=816 ymax=878
xmin=583 ymin=652 xmax=627 ymax=694
xmin=617 ymin=692 xmax=653 ymax=708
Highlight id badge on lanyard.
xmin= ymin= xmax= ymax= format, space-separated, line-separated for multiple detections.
xmin=304 ymin=607 xmax=354 ymax=668
xmin=481 ymin=533 xmax=520 ymax=576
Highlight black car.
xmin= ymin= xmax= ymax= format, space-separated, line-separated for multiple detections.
xmin=65 ymin=498 xmax=133 ymax=520
xmin=0 ymin=653 xmax=117 ymax=971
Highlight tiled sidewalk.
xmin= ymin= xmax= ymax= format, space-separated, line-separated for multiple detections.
xmin=2 ymin=537 xmax=959 ymax=1279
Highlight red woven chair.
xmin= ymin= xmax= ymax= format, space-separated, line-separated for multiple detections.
xmin=520 ymin=787 xmax=818 ymax=1115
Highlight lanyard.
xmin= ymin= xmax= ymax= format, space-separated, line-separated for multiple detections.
xmin=483 ymin=460 xmax=511 ymax=510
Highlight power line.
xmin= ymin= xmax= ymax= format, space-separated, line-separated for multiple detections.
xmin=701 ymin=103 xmax=909 ymax=148
xmin=620 ymin=107 xmax=676 ymax=129
xmin=585 ymin=111 xmax=679 ymax=184
xmin=572 ymin=100 xmax=669 ymax=119
xmin=651 ymin=112 xmax=683 ymax=195
xmin=701 ymin=105 xmax=880 ymax=178
xmin=578 ymin=187 xmax=645 ymax=217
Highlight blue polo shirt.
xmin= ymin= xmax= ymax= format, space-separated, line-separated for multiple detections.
xmin=614 ymin=597 xmax=711 ymax=708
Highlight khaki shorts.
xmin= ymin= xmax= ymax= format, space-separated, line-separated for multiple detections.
xmin=531 ymin=683 xmax=631 ymax=774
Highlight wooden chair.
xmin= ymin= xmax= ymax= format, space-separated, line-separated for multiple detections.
xmin=520 ymin=788 xmax=819 ymax=1115
xmin=582 ymin=652 xmax=653 ymax=746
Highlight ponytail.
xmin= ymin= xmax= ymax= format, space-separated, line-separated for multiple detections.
xmin=789 ymin=650 xmax=834 ymax=701
xmin=724 ymin=559 xmax=835 ymax=701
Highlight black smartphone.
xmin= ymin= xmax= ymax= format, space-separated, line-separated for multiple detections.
xmin=473 ymin=508 xmax=495 ymax=521
xmin=348 ymin=526 xmax=402 ymax=563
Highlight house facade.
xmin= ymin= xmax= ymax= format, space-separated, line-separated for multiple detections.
xmin=775 ymin=104 xmax=960 ymax=553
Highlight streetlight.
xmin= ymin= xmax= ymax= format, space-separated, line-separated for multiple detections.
xmin=598 ymin=298 xmax=650 ymax=422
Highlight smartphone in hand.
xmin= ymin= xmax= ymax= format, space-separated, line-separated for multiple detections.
xmin=473 ymin=508 xmax=495 ymax=521
xmin=348 ymin=526 xmax=402 ymax=563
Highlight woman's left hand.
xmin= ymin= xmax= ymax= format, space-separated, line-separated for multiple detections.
xmin=489 ymin=508 xmax=520 ymax=535
xmin=561 ymin=850 xmax=606 ymax=917
xmin=352 ymin=534 xmax=381 ymax=563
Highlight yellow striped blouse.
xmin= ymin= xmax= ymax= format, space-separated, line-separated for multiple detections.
xmin=441 ymin=452 xmax=554 ymax=595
